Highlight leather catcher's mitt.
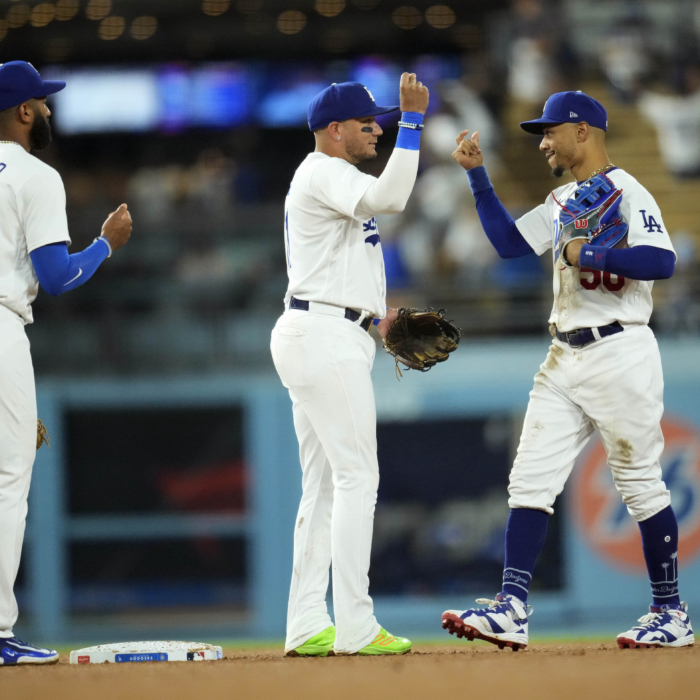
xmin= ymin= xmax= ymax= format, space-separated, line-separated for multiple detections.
xmin=556 ymin=173 xmax=628 ymax=267
xmin=36 ymin=419 xmax=50 ymax=450
xmin=384 ymin=308 xmax=460 ymax=375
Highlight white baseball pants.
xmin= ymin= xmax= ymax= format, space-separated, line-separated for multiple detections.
xmin=509 ymin=324 xmax=670 ymax=521
xmin=270 ymin=305 xmax=381 ymax=654
xmin=0 ymin=304 xmax=37 ymax=637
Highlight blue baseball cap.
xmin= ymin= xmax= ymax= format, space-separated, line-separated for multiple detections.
xmin=520 ymin=91 xmax=608 ymax=134
xmin=0 ymin=61 xmax=66 ymax=112
xmin=308 ymin=82 xmax=398 ymax=132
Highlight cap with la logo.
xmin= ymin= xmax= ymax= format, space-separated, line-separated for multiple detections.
xmin=307 ymin=82 xmax=398 ymax=131
xmin=520 ymin=91 xmax=608 ymax=134
xmin=0 ymin=61 xmax=66 ymax=111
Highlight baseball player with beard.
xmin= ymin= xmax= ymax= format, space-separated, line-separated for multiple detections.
xmin=442 ymin=91 xmax=692 ymax=650
xmin=270 ymin=73 xmax=428 ymax=657
xmin=0 ymin=62 xmax=132 ymax=665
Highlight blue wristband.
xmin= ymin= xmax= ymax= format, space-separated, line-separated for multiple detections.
xmin=580 ymin=243 xmax=607 ymax=270
xmin=396 ymin=111 xmax=423 ymax=151
xmin=466 ymin=166 xmax=493 ymax=194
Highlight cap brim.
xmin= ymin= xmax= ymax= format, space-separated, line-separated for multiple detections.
xmin=35 ymin=80 xmax=66 ymax=98
xmin=359 ymin=104 xmax=399 ymax=118
xmin=519 ymin=118 xmax=562 ymax=134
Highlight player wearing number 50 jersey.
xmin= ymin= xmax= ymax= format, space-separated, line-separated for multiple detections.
xmin=442 ymin=91 xmax=693 ymax=651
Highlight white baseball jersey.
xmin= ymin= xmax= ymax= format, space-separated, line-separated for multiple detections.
xmin=283 ymin=152 xmax=386 ymax=319
xmin=0 ymin=143 xmax=71 ymax=323
xmin=515 ymin=168 xmax=675 ymax=332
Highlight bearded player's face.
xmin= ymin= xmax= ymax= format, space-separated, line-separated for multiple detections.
xmin=539 ymin=123 xmax=577 ymax=178
xmin=29 ymin=98 xmax=53 ymax=152
xmin=342 ymin=116 xmax=383 ymax=164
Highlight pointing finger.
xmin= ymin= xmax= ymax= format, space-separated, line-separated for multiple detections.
xmin=456 ymin=130 xmax=469 ymax=145
xmin=472 ymin=131 xmax=480 ymax=149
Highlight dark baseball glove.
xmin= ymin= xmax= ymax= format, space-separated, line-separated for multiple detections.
xmin=383 ymin=308 xmax=461 ymax=376
xmin=36 ymin=419 xmax=50 ymax=450
xmin=556 ymin=173 xmax=628 ymax=267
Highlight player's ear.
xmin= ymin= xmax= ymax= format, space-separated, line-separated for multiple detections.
xmin=576 ymin=122 xmax=589 ymax=142
xmin=17 ymin=102 xmax=33 ymax=126
xmin=327 ymin=122 xmax=341 ymax=141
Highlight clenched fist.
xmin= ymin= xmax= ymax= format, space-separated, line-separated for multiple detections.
xmin=101 ymin=203 xmax=132 ymax=253
xmin=399 ymin=72 xmax=429 ymax=115
xmin=452 ymin=130 xmax=483 ymax=171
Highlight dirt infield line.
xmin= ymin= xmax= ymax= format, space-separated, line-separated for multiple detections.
xmin=1 ymin=642 xmax=697 ymax=700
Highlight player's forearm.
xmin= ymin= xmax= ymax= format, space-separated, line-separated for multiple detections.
xmin=467 ymin=167 xmax=534 ymax=259
xmin=580 ymin=244 xmax=675 ymax=280
xmin=357 ymin=112 xmax=423 ymax=215
xmin=30 ymin=239 xmax=110 ymax=296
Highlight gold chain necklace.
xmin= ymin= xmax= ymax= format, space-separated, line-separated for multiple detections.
xmin=587 ymin=163 xmax=615 ymax=179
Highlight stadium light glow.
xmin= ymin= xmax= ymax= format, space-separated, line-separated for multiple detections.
xmin=130 ymin=16 xmax=158 ymax=40
xmin=98 ymin=15 xmax=125 ymax=40
xmin=315 ymin=0 xmax=346 ymax=18
xmin=86 ymin=0 xmax=112 ymax=21
xmin=7 ymin=3 xmax=30 ymax=29
xmin=202 ymin=0 xmax=230 ymax=17
xmin=276 ymin=10 xmax=306 ymax=34
xmin=55 ymin=0 xmax=80 ymax=21
xmin=392 ymin=6 xmax=422 ymax=30
xmin=30 ymin=3 xmax=55 ymax=27
xmin=425 ymin=5 xmax=455 ymax=29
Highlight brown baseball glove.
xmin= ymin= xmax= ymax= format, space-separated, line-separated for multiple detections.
xmin=36 ymin=419 xmax=50 ymax=450
xmin=383 ymin=308 xmax=461 ymax=376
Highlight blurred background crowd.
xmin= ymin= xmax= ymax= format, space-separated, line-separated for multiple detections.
xmin=8 ymin=0 xmax=700 ymax=639
xmin=12 ymin=0 xmax=700 ymax=375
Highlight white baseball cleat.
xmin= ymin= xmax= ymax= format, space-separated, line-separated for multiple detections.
xmin=442 ymin=593 xmax=532 ymax=651
xmin=617 ymin=601 xmax=695 ymax=649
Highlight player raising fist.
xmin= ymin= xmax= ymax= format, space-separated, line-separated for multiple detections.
xmin=443 ymin=91 xmax=690 ymax=651
xmin=271 ymin=73 xmax=428 ymax=657
xmin=0 ymin=62 xmax=132 ymax=665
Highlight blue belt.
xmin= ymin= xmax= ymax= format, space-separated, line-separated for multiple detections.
xmin=290 ymin=296 xmax=373 ymax=332
xmin=554 ymin=321 xmax=623 ymax=349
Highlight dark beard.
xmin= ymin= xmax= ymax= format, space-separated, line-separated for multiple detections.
xmin=29 ymin=112 xmax=52 ymax=151
xmin=551 ymin=165 xmax=565 ymax=178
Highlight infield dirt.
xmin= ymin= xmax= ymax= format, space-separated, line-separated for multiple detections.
xmin=0 ymin=641 xmax=697 ymax=700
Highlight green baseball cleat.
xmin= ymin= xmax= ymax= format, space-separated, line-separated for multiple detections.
xmin=357 ymin=628 xmax=412 ymax=655
xmin=286 ymin=626 xmax=336 ymax=657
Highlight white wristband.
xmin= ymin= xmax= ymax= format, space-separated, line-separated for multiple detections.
xmin=95 ymin=235 xmax=112 ymax=258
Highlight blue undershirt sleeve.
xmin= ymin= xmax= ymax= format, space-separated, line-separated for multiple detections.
xmin=466 ymin=167 xmax=535 ymax=259
xmin=30 ymin=239 xmax=110 ymax=296
xmin=579 ymin=244 xmax=675 ymax=281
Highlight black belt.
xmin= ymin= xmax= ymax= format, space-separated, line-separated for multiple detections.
xmin=554 ymin=321 xmax=623 ymax=349
xmin=290 ymin=296 xmax=373 ymax=332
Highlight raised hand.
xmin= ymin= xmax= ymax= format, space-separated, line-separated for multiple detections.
xmin=101 ymin=203 xmax=132 ymax=253
xmin=452 ymin=130 xmax=484 ymax=171
xmin=399 ymin=72 xmax=429 ymax=115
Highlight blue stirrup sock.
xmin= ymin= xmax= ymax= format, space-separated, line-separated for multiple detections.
xmin=638 ymin=505 xmax=681 ymax=606
xmin=502 ymin=508 xmax=549 ymax=603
